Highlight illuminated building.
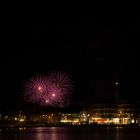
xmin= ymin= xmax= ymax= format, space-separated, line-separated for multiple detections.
xmin=60 ymin=113 xmax=80 ymax=125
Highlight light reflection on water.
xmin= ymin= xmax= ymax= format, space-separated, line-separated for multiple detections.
xmin=0 ymin=127 xmax=140 ymax=140
xmin=35 ymin=127 xmax=70 ymax=140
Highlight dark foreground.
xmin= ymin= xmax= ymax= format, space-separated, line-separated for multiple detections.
xmin=0 ymin=126 xmax=140 ymax=140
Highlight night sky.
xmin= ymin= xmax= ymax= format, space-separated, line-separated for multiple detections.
xmin=0 ymin=15 xmax=140 ymax=112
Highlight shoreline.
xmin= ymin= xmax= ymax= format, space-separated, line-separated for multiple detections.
xmin=0 ymin=124 xmax=139 ymax=128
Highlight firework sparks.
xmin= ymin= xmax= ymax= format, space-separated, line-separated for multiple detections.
xmin=52 ymin=93 xmax=56 ymax=97
xmin=24 ymin=75 xmax=48 ymax=104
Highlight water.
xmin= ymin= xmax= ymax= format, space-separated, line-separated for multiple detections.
xmin=0 ymin=127 xmax=140 ymax=140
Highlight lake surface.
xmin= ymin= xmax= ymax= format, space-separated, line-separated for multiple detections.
xmin=0 ymin=127 xmax=140 ymax=140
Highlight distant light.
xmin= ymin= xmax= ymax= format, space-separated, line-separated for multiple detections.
xmin=87 ymin=114 xmax=90 ymax=117
xmin=131 ymin=119 xmax=135 ymax=123
xmin=112 ymin=118 xmax=120 ymax=124
xmin=15 ymin=117 xmax=18 ymax=121
xmin=115 ymin=82 xmax=119 ymax=85
xmin=83 ymin=113 xmax=86 ymax=116
xmin=4 ymin=116 xmax=8 ymax=119
xmin=19 ymin=118 xmax=24 ymax=122
xmin=19 ymin=127 xmax=26 ymax=131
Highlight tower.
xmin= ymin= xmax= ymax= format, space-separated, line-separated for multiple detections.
xmin=115 ymin=81 xmax=119 ymax=102
xmin=114 ymin=73 xmax=119 ymax=103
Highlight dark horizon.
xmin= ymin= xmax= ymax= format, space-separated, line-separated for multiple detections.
xmin=0 ymin=17 xmax=140 ymax=113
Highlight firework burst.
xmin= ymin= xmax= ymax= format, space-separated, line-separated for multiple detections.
xmin=24 ymin=75 xmax=48 ymax=104
xmin=24 ymin=72 xmax=73 ymax=107
xmin=47 ymin=71 xmax=73 ymax=106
